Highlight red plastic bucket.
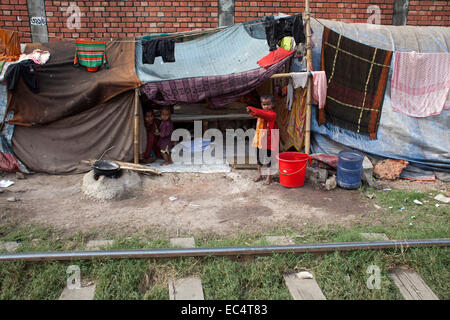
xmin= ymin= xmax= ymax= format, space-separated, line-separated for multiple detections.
xmin=277 ymin=152 xmax=311 ymax=188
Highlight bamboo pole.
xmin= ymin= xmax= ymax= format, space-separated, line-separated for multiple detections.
xmin=304 ymin=0 xmax=312 ymax=155
xmin=134 ymin=88 xmax=140 ymax=164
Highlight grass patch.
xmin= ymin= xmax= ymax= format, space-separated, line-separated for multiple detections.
xmin=0 ymin=188 xmax=448 ymax=300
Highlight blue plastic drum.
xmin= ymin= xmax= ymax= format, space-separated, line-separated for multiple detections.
xmin=337 ymin=150 xmax=364 ymax=189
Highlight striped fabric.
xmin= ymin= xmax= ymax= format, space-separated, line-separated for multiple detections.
xmin=74 ymin=40 xmax=109 ymax=72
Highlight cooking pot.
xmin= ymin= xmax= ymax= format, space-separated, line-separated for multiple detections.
xmin=92 ymin=160 xmax=121 ymax=180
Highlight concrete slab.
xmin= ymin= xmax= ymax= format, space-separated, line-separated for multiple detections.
xmin=170 ymin=237 xmax=196 ymax=248
xmin=168 ymin=277 xmax=204 ymax=300
xmin=283 ymin=273 xmax=326 ymax=300
xmin=360 ymin=233 xmax=389 ymax=241
xmin=86 ymin=240 xmax=114 ymax=250
xmin=0 ymin=241 xmax=20 ymax=252
xmin=265 ymin=236 xmax=294 ymax=245
xmin=58 ymin=284 xmax=96 ymax=300
xmin=389 ymin=269 xmax=439 ymax=300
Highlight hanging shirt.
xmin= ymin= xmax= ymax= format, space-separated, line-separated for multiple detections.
xmin=74 ymin=40 xmax=109 ymax=72
xmin=142 ymin=39 xmax=175 ymax=64
xmin=5 ymin=59 xmax=39 ymax=94
xmin=263 ymin=14 xmax=305 ymax=51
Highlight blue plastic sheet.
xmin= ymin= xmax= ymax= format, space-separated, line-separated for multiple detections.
xmin=136 ymin=24 xmax=270 ymax=82
xmin=309 ymin=19 xmax=450 ymax=172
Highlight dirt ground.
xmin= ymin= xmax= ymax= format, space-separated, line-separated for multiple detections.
xmin=0 ymin=170 xmax=448 ymax=237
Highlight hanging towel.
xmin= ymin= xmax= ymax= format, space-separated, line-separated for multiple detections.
xmin=0 ymin=29 xmax=21 ymax=62
xmin=391 ymin=51 xmax=450 ymax=117
xmin=142 ymin=38 xmax=175 ymax=64
xmin=18 ymin=49 xmax=50 ymax=65
xmin=74 ymin=40 xmax=109 ymax=72
xmin=319 ymin=27 xmax=392 ymax=140
xmin=291 ymin=72 xmax=308 ymax=89
xmin=257 ymin=47 xmax=295 ymax=69
xmin=311 ymin=71 xmax=327 ymax=109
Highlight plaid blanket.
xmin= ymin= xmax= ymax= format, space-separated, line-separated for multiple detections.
xmin=318 ymin=27 xmax=392 ymax=139
xmin=74 ymin=40 xmax=109 ymax=72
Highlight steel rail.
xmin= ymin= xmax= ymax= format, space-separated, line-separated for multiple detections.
xmin=0 ymin=239 xmax=449 ymax=262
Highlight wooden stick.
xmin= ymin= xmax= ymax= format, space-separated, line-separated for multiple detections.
xmin=304 ymin=1 xmax=312 ymax=155
xmin=81 ymin=160 xmax=162 ymax=175
xmin=134 ymin=88 xmax=140 ymax=164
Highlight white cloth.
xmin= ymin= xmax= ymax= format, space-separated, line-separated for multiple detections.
xmin=291 ymin=72 xmax=308 ymax=89
xmin=286 ymin=77 xmax=294 ymax=110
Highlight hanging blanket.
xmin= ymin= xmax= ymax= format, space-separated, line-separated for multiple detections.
xmin=318 ymin=27 xmax=392 ymax=140
xmin=275 ymin=87 xmax=307 ymax=151
xmin=391 ymin=51 xmax=450 ymax=117
xmin=74 ymin=40 xmax=109 ymax=72
xmin=0 ymin=29 xmax=21 ymax=62
xmin=141 ymin=55 xmax=291 ymax=107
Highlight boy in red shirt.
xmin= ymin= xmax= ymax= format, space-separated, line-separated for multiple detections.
xmin=247 ymin=94 xmax=279 ymax=185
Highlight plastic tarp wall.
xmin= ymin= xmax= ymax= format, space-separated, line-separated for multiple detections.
xmin=135 ymin=23 xmax=270 ymax=82
xmin=309 ymin=19 xmax=450 ymax=172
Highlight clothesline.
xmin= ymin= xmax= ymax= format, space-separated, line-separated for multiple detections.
xmin=1 ymin=13 xmax=305 ymax=43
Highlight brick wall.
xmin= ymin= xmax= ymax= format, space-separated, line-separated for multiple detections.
xmin=408 ymin=0 xmax=450 ymax=26
xmin=0 ymin=0 xmax=31 ymax=42
xmin=234 ymin=1 xmax=394 ymax=24
xmin=0 ymin=0 xmax=449 ymax=43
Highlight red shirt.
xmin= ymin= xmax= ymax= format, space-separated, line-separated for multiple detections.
xmin=248 ymin=106 xmax=279 ymax=151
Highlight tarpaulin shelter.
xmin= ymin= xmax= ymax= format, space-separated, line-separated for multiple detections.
xmin=308 ymin=19 xmax=450 ymax=173
xmin=8 ymin=40 xmax=145 ymax=173
xmin=2 ymin=15 xmax=449 ymax=175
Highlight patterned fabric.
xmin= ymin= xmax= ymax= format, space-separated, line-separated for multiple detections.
xmin=142 ymin=56 xmax=290 ymax=107
xmin=319 ymin=27 xmax=392 ymax=140
xmin=275 ymin=87 xmax=307 ymax=151
xmin=74 ymin=40 xmax=109 ymax=72
xmin=391 ymin=51 xmax=450 ymax=117
xmin=19 ymin=49 xmax=51 ymax=65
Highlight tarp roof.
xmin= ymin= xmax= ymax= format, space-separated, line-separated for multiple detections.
xmin=308 ymin=19 xmax=450 ymax=172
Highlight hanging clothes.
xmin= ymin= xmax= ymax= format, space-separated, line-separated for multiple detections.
xmin=319 ymin=27 xmax=392 ymax=140
xmin=5 ymin=59 xmax=39 ymax=94
xmin=311 ymin=71 xmax=327 ymax=110
xmin=18 ymin=49 xmax=50 ymax=65
xmin=73 ymin=40 xmax=109 ymax=72
xmin=0 ymin=29 xmax=21 ymax=62
xmin=263 ymin=14 xmax=305 ymax=51
xmin=257 ymin=47 xmax=295 ymax=69
xmin=286 ymin=77 xmax=294 ymax=110
xmin=142 ymin=38 xmax=175 ymax=64
xmin=279 ymin=36 xmax=296 ymax=51
xmin=291 ymin=72 xmax=308 ymax=89
xmin=391 ymin=51 xmax=450 ymax=117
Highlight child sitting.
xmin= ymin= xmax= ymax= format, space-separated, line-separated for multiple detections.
xmin=247 ymin=94 xmax=279 ymax=185
xmin=157 ymin=106 xmax=174 ymax=166
xmin=141 ymin=109 xmax=160 ymax=164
